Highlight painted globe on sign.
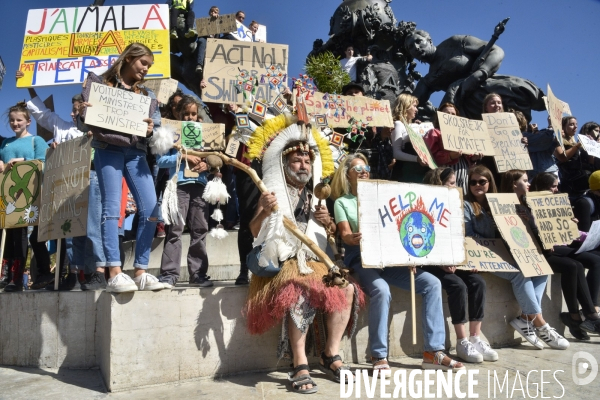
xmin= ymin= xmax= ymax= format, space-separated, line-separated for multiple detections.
xmin=399 ymin=212 xmax=436 ymax=257
xmin=510 ymin=227 xmax=530 ymax=248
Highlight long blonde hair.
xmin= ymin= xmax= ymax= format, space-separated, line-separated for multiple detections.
xmin=101 ymin=43 xmax=153 ymax=94
xmin=392 ymin=93 xmax=418 ymax=122
xmin=330 ymin=153 xmax=369 ymax=200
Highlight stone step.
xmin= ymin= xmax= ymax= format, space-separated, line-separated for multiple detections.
xmin=121 ymin=231 xmax=243 ymax=281
xmin=0 ymin=274 xmax=567 ymax=392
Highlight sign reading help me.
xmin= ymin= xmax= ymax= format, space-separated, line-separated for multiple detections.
xmin=482 ymin=112 xmax=533 ymax=173
xmin=438 ymin=112 xmax=494 ymax=156
xmin=202 ymin=39 xmax=287 ymax=104
xmin=18 ymin=4 xmax=170 ymax=87
xmin=357 ymin=180 xmax=466 ymax=267
xmin=486 ymin=193 xmax=553 ymax=277
xmin=86 ymin=82 xmax=151 ymax=136
xmin=525 ymin=191 xmax=579 ymax=249
xmin=38 ymin=136 xmax=92 ymax=241
xmin=457 ymin=237 xmax=519 ymax=272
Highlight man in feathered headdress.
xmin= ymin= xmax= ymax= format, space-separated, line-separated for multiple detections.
xmin=243 ymin=115 xmax=364 ymax=394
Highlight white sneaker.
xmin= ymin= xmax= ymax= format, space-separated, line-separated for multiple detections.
xmin=510 ymin=317 xmax=544 ymax=349
xmin=106 ymin=273 xmax=138 ymax=293
xmin=470 ymin=336 xmax=499 ymax=361
xmin=536 ymin=324 xmax=569 ymax=350
xmin=133 ymin=273 xmax=164 ymax=291
xmin=456 ymin=338 xmax=483 ymax=363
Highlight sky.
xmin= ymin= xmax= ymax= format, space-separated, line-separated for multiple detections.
xmin=0 ymin=0 xmax=599 ymax=138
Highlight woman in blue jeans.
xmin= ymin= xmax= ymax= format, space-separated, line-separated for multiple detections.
xmin=464 ymin=165 xmax=568 ymax=350
xmin=331 ymin=153 xmax=465 ymax=372
xmin=81 ymin=43 xmax=164 ymax=293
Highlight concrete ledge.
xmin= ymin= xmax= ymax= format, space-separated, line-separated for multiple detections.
xmin=0 ymin=274 xmax=566 ymax=392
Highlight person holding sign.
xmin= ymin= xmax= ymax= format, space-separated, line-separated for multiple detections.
xmin=0 ymin=102 xmax=51 ymax=292
xmin=331 ymin=154 xmax=464 ymax=372
xmin=464 ymin=166 xmax=568 ymax=350
xmin=80 ymin=43 xmax=164 ymax=293
xmin=554 ymin=116 xmax=592 ymax=197
xmin=391 ymin=94 xmax=429 ymax=183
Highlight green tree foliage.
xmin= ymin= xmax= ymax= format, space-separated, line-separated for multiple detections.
xmin=304 ymin=51 xmax=350 ymax=94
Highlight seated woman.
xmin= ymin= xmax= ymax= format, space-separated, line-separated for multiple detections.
xmin=422 ymin=167 xmax=498 ymax=363
xmin=331 ymin=154 xmax=464 ymax=371
xmin=465 ymin=166 xmax=568 ymax=350
xmin=554 ymin=116 xmax=593 ymax=198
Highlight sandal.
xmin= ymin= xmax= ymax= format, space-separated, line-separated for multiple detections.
xmin=421 ymin=351 xmax=465 ymax=371
xmin=371 ymin=357 xmax=391 ymax=372
xmin=288 ymin=364 xmax=318 ymax=394
xmin=318 ymin=352 xmax=352 ymax=383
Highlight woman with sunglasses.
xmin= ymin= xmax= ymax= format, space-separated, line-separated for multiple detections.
xmin=421 ymin=167 xmax=496 ymax=363
xmin=465 ymin=166 xmax=568 ymax=350
xmin=504 ymin=170 xmax=600 ymax=339
xmin=331 ymin=154 xmax=464 ymax=372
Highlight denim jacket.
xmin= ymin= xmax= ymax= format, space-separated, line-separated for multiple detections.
xmin=464 ymin=201 xmax=497 ymax=238
xmin=81 ymin=72 xmax=160 ymax=152
xmin=156 ymin=149 xmax=208 ymax=186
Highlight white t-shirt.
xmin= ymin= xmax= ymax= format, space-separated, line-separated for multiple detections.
xmin=340 ymin=56 xmax=361 ymax=81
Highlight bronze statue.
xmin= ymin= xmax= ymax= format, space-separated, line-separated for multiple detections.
xmin=404 ymin=22 xmax=545 ymax=122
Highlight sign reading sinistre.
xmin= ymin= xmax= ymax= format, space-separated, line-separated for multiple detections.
xmin=18 ymin=4 xmax=170 ymax=87
xmin=357 ymin=180 xmax=466 ymax=268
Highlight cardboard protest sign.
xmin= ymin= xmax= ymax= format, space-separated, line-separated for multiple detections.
xmin=202 ymin=39 xmax=287 ymax=104
xmin=38 ymin=137 xmax=92 ymax=241
xmin=405 ymin=123 xmax=437 ymax=169
xmin=37 ymin=96 xmax=55 ymax=142
xmin=86 ymin=82 xmax=151 ymax=136
xmin=357 ymin=180 xmax=466 ymax=267
xmin=437 ymin=112 xmax=494 ymax=156
xmin=225 ymin=137 xmax=241 ymax=157
xmin=231 ymin=21 xmax=267 ymax=42
xmin=546 ymin=85 xmax=566 ymax=151
xmin=482 ymin=112 xmax=533 ymax=173
xmin=456 ymin=237 xmax=519 ymax=272
xmin=578 ymin=134 xmax=600 ymax=159
xmin=303 ymin=92 xmax=393 ymax=128
xmin=0 ymin=160 xmax=43 ymax=229
xmin=196 ymin=13 xmax=237 ymax=37
xmin=486 ymin=193 xmax=553 ymax=277
xmin=410 ymin=122 xmax=434 ymax=137
xmin=18 ymin=4 xmax=170 ymax=87
xmin=525 ymin=191 xmax=579 ymax=249
xmin=576 ymin=220 xmax=600 ymax=254
xmin=161 ymin=118 xmax=225 ymax=151
xmin=142 ymin=78 xmax=179 ymax=104
xmin=0 ymin=56 xmax=5 ymax=90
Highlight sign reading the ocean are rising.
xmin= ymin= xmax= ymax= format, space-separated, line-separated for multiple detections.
xmin=18 ymin=4 xmax=170 ymax=87
xmin=202 ymin=39 xmax=287 ymax=104
xmin=357 ymin=180 xmax=466 ymax=268
xmin=525 ymin=191 xmax=579 ymax=249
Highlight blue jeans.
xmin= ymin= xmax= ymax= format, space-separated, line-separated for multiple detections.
xmin=196 ymin=37 xmax=207 ymax=66
xmin=345 ymin=244 xmax=445 ymax=357
xmin=66 ymin=170 xmax=105 ymax=274
xmin=94 ymin=143 xmax=158 ymax=269
xmin=494 ymin=272 xmax=548 ymax=315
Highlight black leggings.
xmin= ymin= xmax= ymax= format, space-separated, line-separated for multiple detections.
xmin=423 ymin=266 xmax=486 ymax=325
xmin=547 ymin=247 xmax=599 ymax=315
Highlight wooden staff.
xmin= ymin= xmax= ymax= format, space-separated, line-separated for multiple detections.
xmin=54 ymin=239 xmax=62 ymax=291
xmin=0 ymin=229 xmax=5 ymax=281
xmin=411 ymin=268 xmax=417 ymax=345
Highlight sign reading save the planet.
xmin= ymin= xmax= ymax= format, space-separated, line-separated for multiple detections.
xmin=357 ymin=180 xmax=466 ymax=268
xmin=485 ymin=193 xmax=553 ymax=277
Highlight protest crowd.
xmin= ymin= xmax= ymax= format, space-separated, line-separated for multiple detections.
xmin=2 ymin=0 xmax=600 ymax=395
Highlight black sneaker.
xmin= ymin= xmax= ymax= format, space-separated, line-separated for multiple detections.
xmin=235 ymin=273 xmax=249 ymax=285
xmin=30 ymin=274 xmax=55 ymax=290
xmin=3 ymin=282 xmax=24 ymax=292
xmin=81 ymin=271 xmax=107 ymax=291
xmin=560 ymin=312 xmax=590 ymax=340
xmin=45 ymin=273 xmax=79 ymax=291
xmin=189 ymin=275 xmax=213 ymax=287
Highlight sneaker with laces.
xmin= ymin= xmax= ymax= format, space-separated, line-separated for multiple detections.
xmin=189 ymin=274 xmax=213 ymax=287
xmin=106 ymin=273 xmax=138 ymax=293
xmin=579 ymin=319 xmax=600 ymax=335
xmin=470 ymin=336 xmax=499 ymax=361
xmin=536 ymin=324 xmax=569 ymax=349
xmin=456 ymin=338 xmax=483 ymax=363
xmin=133 ymin=273 xmax=164 ymax=291
xmin=81 ymin=271 xmax=107 ymax=291
xmin=158 ymin=275 xmax=177 ymax=289
xmin=560 ymin=312 xmax=590 ymax=340
xmin=510 ymin=317 xmax=544 ymax=349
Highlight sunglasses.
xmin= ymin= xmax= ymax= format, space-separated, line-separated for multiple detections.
xmin=469 ymin=179 xmax=489 ymax=187
xmin=351 ymin=165 xmax=371 ymax=173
